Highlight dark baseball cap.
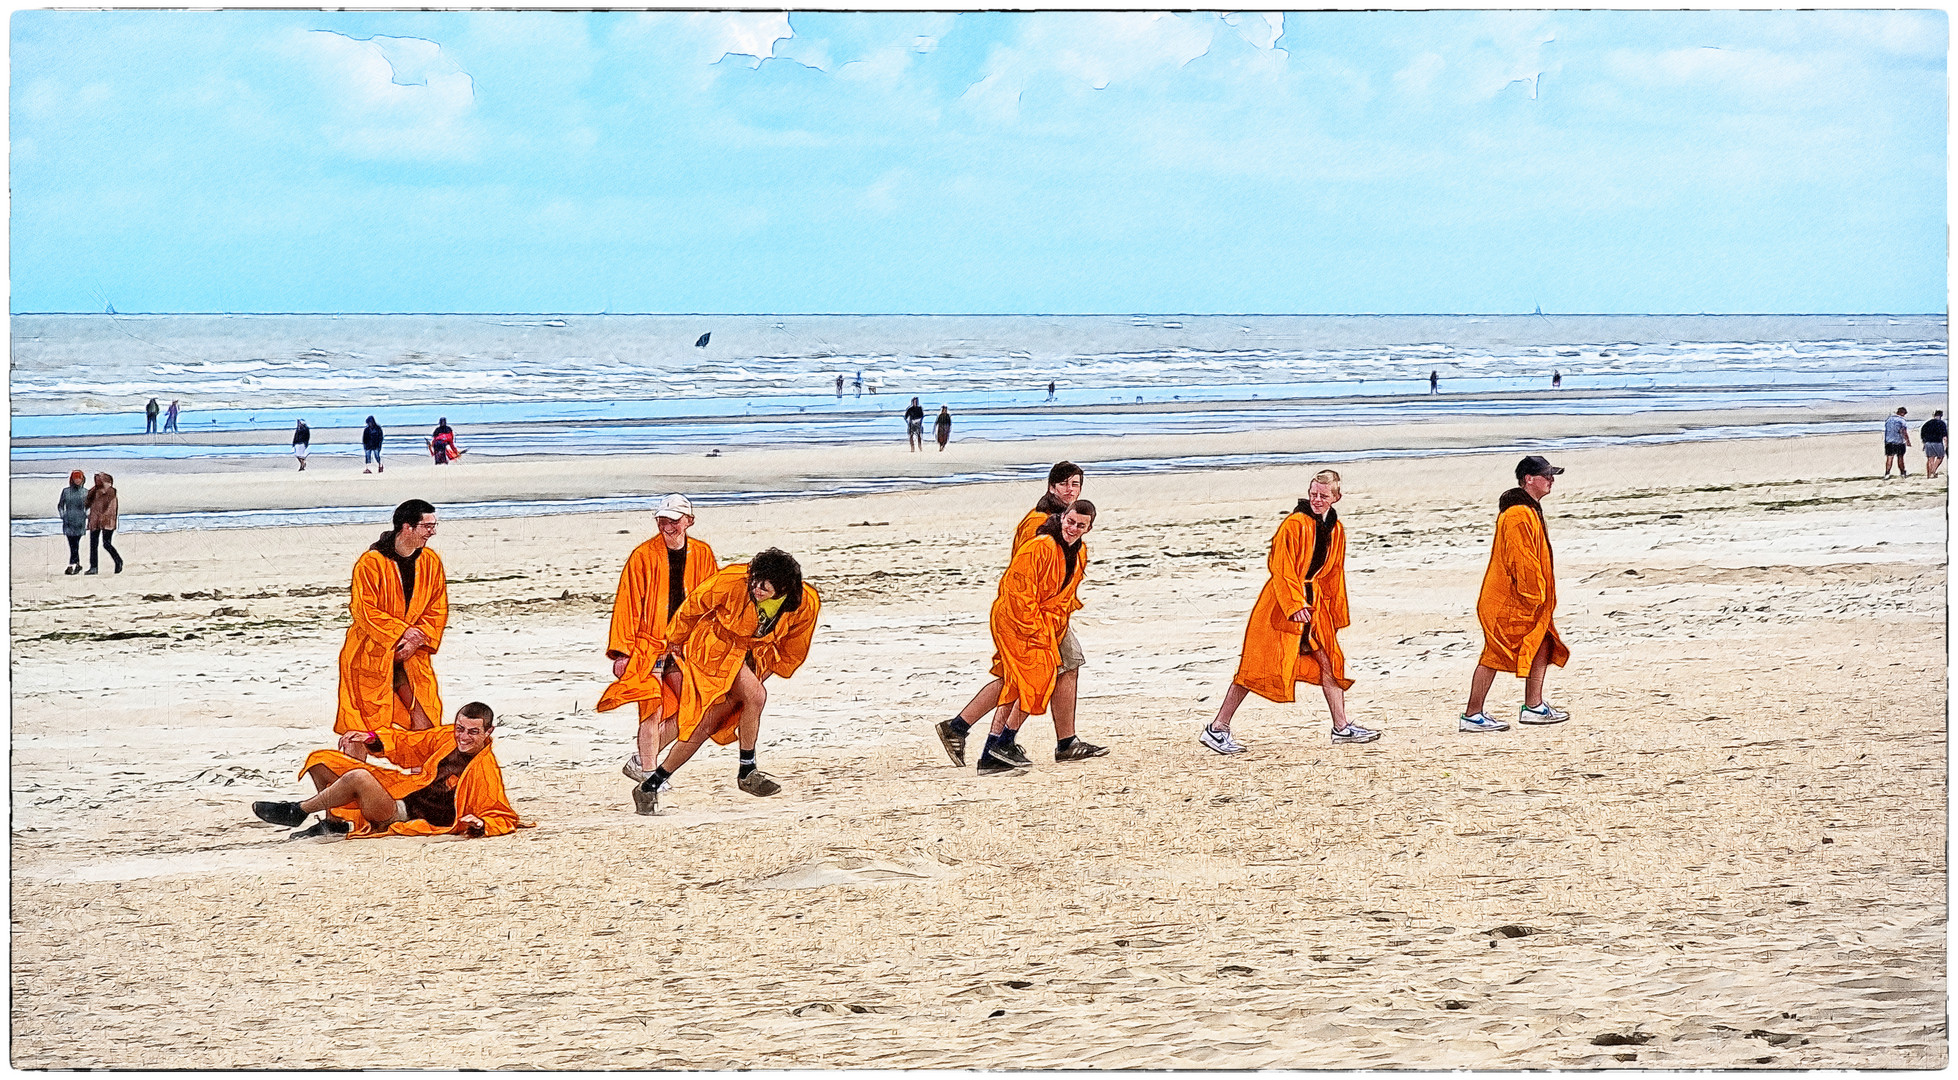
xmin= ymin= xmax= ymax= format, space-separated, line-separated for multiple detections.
xmin=1516 ymin=455 xmax=1565 ymax=482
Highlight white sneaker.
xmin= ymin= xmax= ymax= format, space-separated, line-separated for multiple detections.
xmin=1331 ymin=723 xmax=1381 ymax=744
xmin=1199 ymin=724 xmax=1246 ymax=755
xmin=1518 ymin=702 xmax=1570 ymax=724
xmin=621 ymin=754 xmax=672 ymax=791
xmin=1459 ymin=712 xmax=1510 ymax=733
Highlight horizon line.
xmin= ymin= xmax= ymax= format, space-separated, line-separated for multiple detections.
xmin=11 ymin=310 xmax=1950 ymax=319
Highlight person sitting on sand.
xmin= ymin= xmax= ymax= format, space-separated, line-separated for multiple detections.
xmin=935 ymin=461 xmax=1108 ymax=769
xmin=1201 ymin=470 xmax=1378 ymax=754
xmin=633 ymin=549 xmax=820 ymax=815
xmin=975 ymin=501 xmax=1097 ymax=775
xmin=598 ymin=493 xmax=719 ymax=802
xmin=336 ymin=500 xmax=448 ymax=734
xmin=1459 ymin=456 xmax=1571 ymax=733
xmin=252 ymin=702 xmax=520 ymax=839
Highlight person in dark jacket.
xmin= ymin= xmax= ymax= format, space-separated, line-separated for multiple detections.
xmin=85 ymin=472 xmax=123 ymax=574
xmin=57 ymin=470 xmax=88 ymax=574
xmin=1921 ymin=410 xmax=1946 ymax=480
xmin=935 ymin=405 xmax=952 ymax=451
xmin=363 ymin=416 xmax=385 ymax=474
xmin=293 ymin=420 xmax=312 ymax=471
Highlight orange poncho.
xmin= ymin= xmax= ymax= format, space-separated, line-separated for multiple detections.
xmin=990 ymin=533 xmax=1087 ymax=716
xmin=335 ymin=546 xmax=448 ymax=734
xmin=1476 ymin=489 xmax=1570 ymax=676
xmin=299 ymin=725 xmax=523 ymax=838
xmin=1233 ymin=507 xmax=1353 ymax=702
xmin=596 ymin=536 xmax=718 ymax=714
xmin=668 ymin=564 xmax=822 ymax=745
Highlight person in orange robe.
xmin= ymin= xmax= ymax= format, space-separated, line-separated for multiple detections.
xmin=1200 ymin=470 xmax=1379 ymax=754
xmin=596 ymin=493 xmax=718 ymax=794
xmin=251 ymin=702 xmax=524 ymax=839
xmin=632 ymin=549 xmax=821 ymax=814
xmin=335 ymin=499 xmax=447 ymax=734
xmin=935 ymin=461 xmax=1107 ymax=768
xmin=974 ymin=500 xmax=1096 ymax=774
xmin=1460 ymin=455 xmax=1572 ymax=733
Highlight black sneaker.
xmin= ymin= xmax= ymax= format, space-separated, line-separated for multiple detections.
xmin=252 ymin=800 xmax=307 ymax=827
xmin=289 ymin=817 xmax=352 ymax=840
xmin=1054 ymin=738 xmax=1110 ymax=762
xmin=977 ymin=747 xmax=1028 ymax=775
xmin=934 ymin=720 xmax=968 ymax=767
xmin=1001 ymin=742 xmax=1033 ymax=767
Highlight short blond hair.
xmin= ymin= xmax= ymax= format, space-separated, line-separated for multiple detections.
xmin=1309 ymin=469 xmax=1342 ymax=497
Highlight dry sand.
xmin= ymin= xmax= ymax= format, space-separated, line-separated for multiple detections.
xmin=9 ymin=419 xmax=1946 ymax=1069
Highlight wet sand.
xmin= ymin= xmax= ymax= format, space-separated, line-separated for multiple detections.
xmin=8 ymin=421 xmax=1946 ymax=1068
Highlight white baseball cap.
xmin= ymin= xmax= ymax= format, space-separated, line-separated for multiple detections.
xmin=654 ymin=493 xmax=695 ymax=520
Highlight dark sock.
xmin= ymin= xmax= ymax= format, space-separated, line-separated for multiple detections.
xmin=1003 ymin=726 xmax=1022 ymax=749
xmin=640 ymin=766 xmax=671 ymax=793
xmin=738 ymin=750 xmax=756 ymax=778
xmin=947 ymin=717 xmax=972 ymax=736
xmin=980 ymin=731 xmax=1004 ymax=758
xmin=1057 ymin=736 xmax=1077 ymax=752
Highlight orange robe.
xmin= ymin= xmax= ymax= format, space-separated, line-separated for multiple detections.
xmin=595 ymin=536 xmax=718 ymax=715
xmin=986 ymin=507 xmax=1056 ymax=679
xmin=299 ymin=725 xmax=523 ymax=837
xmin=335 ymin=547 xmax=448 ymax=734
xmin=1233 ymin=508 xmax=1353 ymax=701
xmin=990 ymin=534 xmax=1087 ymax=716
xmin=668 ymin=564 xmax=822 ymax=745
xmin=1476 ymin=490 xmax=1570 ymax=676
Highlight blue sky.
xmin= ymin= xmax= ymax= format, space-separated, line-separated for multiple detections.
xmin=9 ymin=10 xmax=1947 ymax=314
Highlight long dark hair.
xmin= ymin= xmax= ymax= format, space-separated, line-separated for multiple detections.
xmin=375 ymin=499 xmax=435 ymax=550
xmin=1035 ymin=499 xmax=1096 ymax=542
xmin=747 ymin=547 xmax=804 ymax=613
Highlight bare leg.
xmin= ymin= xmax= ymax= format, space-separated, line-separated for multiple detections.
xmin=305 ymin=764 xmax=339 ymax=791
xmin=1311 ymin=649 xmax=1349 ymax=730
xmin=1048 ymin=667 xmax=1080 ymax=740
xmin=1209 ymin=682 xmax=1252 ymax=732
xmin=655 ymin=715 xmax=718 ymax=775
xmin=393 ymin=666 xmax=433 ymax=730
xmin=1464 ymin=663 xmax=1500 ymax=715
xmin=956 ymin=678 xmax=1004 ymax=724
xmin=298 ymin=769 xmax=397 ymax=824
xmin=729 ymin=666 xmax=768 ymax=752
xmin=1522 ymin=638 xmax=1553 ymax=709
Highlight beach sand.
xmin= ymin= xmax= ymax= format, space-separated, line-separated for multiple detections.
xmin=9 ymin=418 xmax=1946 ymax=1068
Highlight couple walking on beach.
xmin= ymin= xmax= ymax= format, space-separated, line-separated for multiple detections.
xmin=904 ymin=398 xmax=952 ymax=451
xmin=1884 ymin=406 xmax=1948 ymax=480
xmin=143 ymin=398 xmax=181 ymax=433
xmin=55 ymin=470 xmax=123 ymax=576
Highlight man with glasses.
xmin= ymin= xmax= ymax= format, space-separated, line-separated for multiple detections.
xmin=336 ymin=499 xmax=449 ymax=734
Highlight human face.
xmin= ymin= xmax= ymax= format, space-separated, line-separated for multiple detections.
xmin=1058 ymin=510 xmax=1094 ymax=544
xmin=400 ymin=514 xmax=439 ymax=551
xmin=750 ymin=579 xmax=779 ymax=604
xmin=1306 ymin=480 xmax=1339 ymax=516
xmin=657 ymin=514 xmax=692 ymax=547
xmin=1523 ymin=472 xmax=1555 ymax=500
xmin=1048 ymin=473 xmax=1083 ymax=504
xmin=452 ymin=714 xmax=491 ymax=754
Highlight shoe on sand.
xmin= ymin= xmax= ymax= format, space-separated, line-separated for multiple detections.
xmin=1000 ymin=742 xmax=1033 ymax=767
xmin=289 ymin=817 xmax=351 ymax=840
xmin=1331 ymin=724 xmax=1382 ymax=744
xmin=1055 ymin=738 xmax=1110 ymax=762
xmin=934 ymin=720 xmax=968 ymax=767
xmin=977 ymin=748 xmax=1028 ymax=776
xmin=621 ymin=755 xmax=671 ymax=791
xmin=1199 ymin=725 xmax=1246 ymax=755
xmin=632 ymin=784 xmax=660 ymax=816
xmin=1518 ymin=702 xmax=1570 ymax=725
xmin=253 ymin=800 xmax=307 ymax=827
xmin=738 ymin=770 xmax=782 ymax=797
xmin=1458 ymin=712 xmax=1510 ymax=733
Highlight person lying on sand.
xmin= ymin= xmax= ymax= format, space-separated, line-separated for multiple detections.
xmin=936 ymin=461 xmax=1107 ymax=768
xmin=252 ymin=702 xmax=521 ymax=839
xmin=1460 ymin=456 xmax=1572 ymax=733
xmin=975 ymin=501 xmax=1100 ymax=776
xmin=633 ymin=549 xmax=821 ymax=815
xmin=1201 ymin=470 xmax=1379 ymax=754
xmin=598 ymin=493 xmax=719 ymax=802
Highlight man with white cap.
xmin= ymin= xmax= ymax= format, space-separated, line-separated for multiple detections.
xmin=597 ymin=493 xmax=719 ymax=812
xmin=1459 ymin=455 xmax=1571 ymax=732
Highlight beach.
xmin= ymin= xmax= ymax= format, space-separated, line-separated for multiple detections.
xmin=8 ymin=411 xmax=1946 ymax=1069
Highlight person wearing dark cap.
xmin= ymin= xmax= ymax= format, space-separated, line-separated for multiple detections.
xmin=1459 ymin=455 xmax=1571 ymax=732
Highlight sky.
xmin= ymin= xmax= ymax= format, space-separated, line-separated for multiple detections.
xmin=8 ymin=9 xmax=1948 ymax=315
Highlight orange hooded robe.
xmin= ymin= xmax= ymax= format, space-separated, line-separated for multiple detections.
xmin=299 ymin=725 xmax=523 ymax=837
xmin=1233 ymin=505 xmax=1353 ymax=701
xmin=595 ymin=536 xmax=718 ymax=715
xmin=1476 ymin=489 xmax=1570 ymax=676
xmin=991 ymin=532 xmax=1087 ymax=716
xmin=668 ymin=564 xmax=822 ymax=745
xmin=335 ymin=546 xmax=448 ymax=734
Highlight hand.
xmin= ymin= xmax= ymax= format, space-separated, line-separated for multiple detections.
xmin=337 ymin=732 xmax=372 ymax=758
xmin=1288 ymin=608 xmax=1310 ymax=624
xmin=612 ymin=656 xmax=629 ymax=679
xmin=459 ymin=815 xmax=485 ymax=836
xmin=397 ymin=627 xmax=428 ymax=654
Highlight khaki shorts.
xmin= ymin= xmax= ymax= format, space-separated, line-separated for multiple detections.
xmin=392 ymin=800 xmax=411 ymax=824
xmin=1059 ymin=624 xmax=1086 ymax=673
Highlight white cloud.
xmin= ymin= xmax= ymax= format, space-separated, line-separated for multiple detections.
xmin=626 ymin=12 xmax=794 ymax=68
xmin=1222 ymin=13 xmax=1285 ymax=53
xmin=297 ymin=30 xmax=478 ymax=159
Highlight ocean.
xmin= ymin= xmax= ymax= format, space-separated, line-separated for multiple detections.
xmin=9 ymin=312 xmax=1946 ymax=534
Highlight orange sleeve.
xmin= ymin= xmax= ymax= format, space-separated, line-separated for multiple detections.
xmin=1496 ymin=509 xmax=1550 ymax=611
xmin=1323 ymin=524 xmax=1350 ymax=631
xmin=414 ymin=550 xmax=448 ymax=654
xmin=350 ymin=552 xmax=410 ymax=645
xmin=754 ymin=586 xmax=821 ymax=680
xmin=1000 ymin=539 xmax=1063 ymax=652
xmin=1266 ymin=515 xmax=1308 ymax=619
xmin=1010 ymin=511 xmax=1044 ymax=564
xmin=452 ymin=753 xmax=520 ymax=836
xmin=373 ymin=725 xmax=450 ymax=770
xmin=606 ymin=543 xmax=656 ymax=659
xmin=671 ymin=564 xmax=737 ymax=648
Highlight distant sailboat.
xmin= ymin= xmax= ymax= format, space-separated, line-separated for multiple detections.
xmin=695 ymin=332 xmax=711 ymax=348
xmin=1533 ymin=304 xmax=1542 ymax=316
